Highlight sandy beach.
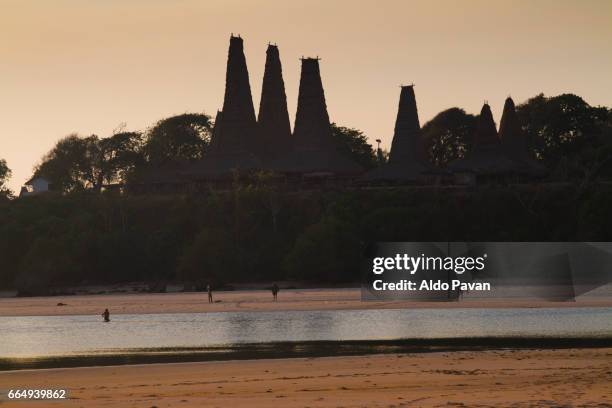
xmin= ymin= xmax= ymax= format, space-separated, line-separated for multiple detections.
xmin=1 ymin=288 xmax=611 ymax=317
xmin=0 ymin=348 xmax=609 ymax=407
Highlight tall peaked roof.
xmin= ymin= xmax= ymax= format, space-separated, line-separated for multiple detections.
xmin=448 ymin=101 xmax=540 ymax=176
xmin=187 ymin=36 xmax=262 ymax=180
xmin=258 ymin=44 xmax=291 ymax=158
xmin=499 ymin=97 xmax=527 ymax=158
xmin=366 ymin=85 xmax=434 ymax=182
xmin=474 ymin=103 xmax=499 ymax=147
xmin=271 ymin=57 xmax=361 ymax=175
xmin=389 ymin=85 xmax=426 ymax=163
xmin=293 ymin=58 xmax=333 ymax=149
xmin=213 ymin=35 xmax=257 ymax=154
xmin=499 ymin=97 xmax=547 ymax=176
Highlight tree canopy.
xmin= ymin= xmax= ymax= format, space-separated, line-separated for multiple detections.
xmin=35 ymin=132 xmax=144 ymax=193
xmin=331 ymin=123 xmax=378 ymax=169
xmin=0 ymin=159 xmax=12 ymax=198
xmin=516 ymin=93 xmax=612 ymax=181
xmin=23 ymin=92 xmax=612 ymax=195
xmin=143 ymin=113 xmax=212 ymax=165
xmin=31 ymin=112 xmax=213 ymax=194
xmin=421 ymin=108 xmax=478 ymax=167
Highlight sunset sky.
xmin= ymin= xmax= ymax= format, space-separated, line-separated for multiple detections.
xmin=1 ymin=0 xmax=611 ymax=192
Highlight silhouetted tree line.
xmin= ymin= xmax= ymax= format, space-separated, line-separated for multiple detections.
xmin=17 ymin=93 xmax=610 ymax=194
xmin=1 ymin=92 xmax=611 ymax=293
xmin=423 ymin=94 xmax=612 ymax=181
xmin=2 ymin=182 xmax=612 ymax=294
xmin=25 ymin=115 xmax=376 ymax=194
xmin=30 ymin=114 xmax=213 ymax=193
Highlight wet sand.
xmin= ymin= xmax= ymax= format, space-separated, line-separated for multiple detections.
xmin=0 ymin=348 xmax=610 ymax=407
xmin=1 ymin=288 xmax=610 ymax=317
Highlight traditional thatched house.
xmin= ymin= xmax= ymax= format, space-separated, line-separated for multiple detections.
xmin=183 ymin=35 xmax=262 ymax=184
xmin=213 ymin=35 xmax=258 ymax=155
xmin=257 ymin=44 xmax=292 ymax=160
xmin=271 ymin=58 xmax=362 ymax=180
xmin=366 ymin=85 xmax=436 ymax=183
xmin=449 ymin=99 xmax=546 ymax=184
xmin=448 ymin=103 xmax=521 ymax=184
xmin=498 ymin=97 xmax=547 ymax=177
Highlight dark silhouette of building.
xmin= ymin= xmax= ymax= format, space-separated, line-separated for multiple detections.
xmin=449 ymin=100 xmax=546 ymax=184
xmin=213 ymin=35 xmax=257 ymax=154
xmin=293 ymin=58 xmax=332 ymax=150
xmin=272 ymin=57 xmax=362 ymax=179
xmin=184 ymin=35 xmax=261 ymax=183
xmin=366 ymin=85 xmax=435 ymax=183
xmin=129 ymin=36 xmax=550 ymax=192
xmin=258 ymin=44 xmax=292 ymax=160
xmin=448 ymin=102 xmax=520 ymax=184
xmin=498 ymin=97 xmax=546 ymax=177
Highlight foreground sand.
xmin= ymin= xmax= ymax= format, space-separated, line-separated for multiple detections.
xmin=1 ymin=288 xmax=611 ymax=317
xmin=0 ymin=348 xmax=610 ymax=407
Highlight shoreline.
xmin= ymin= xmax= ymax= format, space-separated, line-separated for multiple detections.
xmin=1 ymin=288 xmax=611 ymax=317
xmin=2 ymin=337 xmax=611 ymax=371
xmin=1 ymin=348 xmax=609 ymax=407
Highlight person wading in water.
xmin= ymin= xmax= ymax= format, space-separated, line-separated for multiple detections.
xmin=207 ymin=283 xmax=213 ymax=304
xmin=102 ymin=308 xmax=110 ymax=322
xmin=271 ymin=283 xmax=279 ymax=301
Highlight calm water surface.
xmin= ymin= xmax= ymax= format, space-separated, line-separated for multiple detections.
xmin=0 ymin=307 xmax=610 ymax=358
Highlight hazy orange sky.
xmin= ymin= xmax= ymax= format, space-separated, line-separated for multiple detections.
xmin=1 ymin=0 xmax=611 ymax=192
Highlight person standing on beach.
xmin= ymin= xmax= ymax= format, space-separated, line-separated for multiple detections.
xmin=102 ymin=308 xmax=110 ymax=322
xmin=271 ymin=283 xmax=279 ymax=301
xmin=207 ymin=283 xmax=213 ymax=303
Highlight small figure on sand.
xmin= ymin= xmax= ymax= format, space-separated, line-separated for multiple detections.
xmin=207 ymin=283 xmax=213 ymax=304
xmin=102 ymin=308 xmax=110 ymax=322
xmin=271 ymin=283 xmax=279 ymax=301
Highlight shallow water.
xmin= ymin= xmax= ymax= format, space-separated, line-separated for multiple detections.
xmin=0 ymin=307 xmax=610 ymax=358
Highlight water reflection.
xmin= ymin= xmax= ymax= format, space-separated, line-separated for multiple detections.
xmin=0 ymin=307 xmax=610 ymax=358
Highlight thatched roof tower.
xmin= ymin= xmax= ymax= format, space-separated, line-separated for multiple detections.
xmin=272 ymin=57 xmax=361 ymax=175
xmin=388 ymin=85 xmax=426 ymax=163
xmin=293 ymin=58 xmax=333 ymax=149
xmin=366 ymin=86 xmax=434 ymax=182
xmin=499 ymin=97 xmax=525 ymax=154
xmin=474 ymin=103 xmax=500 ymax=147
xmin=499 ymin=97 xmax=547 ymax=176
xmin=184 ymin=106 xmax=261 ymax=181
xmin=448 ymin=102 xmax=519 ymax=176
xmin=183 ymin=36 xmax=261 ymax=181
xmin=258 ymin=44 xmax=291 ymax=158
xmin=213 ymin=35 xmax=257 ymax=154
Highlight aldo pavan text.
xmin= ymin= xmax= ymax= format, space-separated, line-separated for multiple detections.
xmin=371 ymin=253 xmax=492 ymax=292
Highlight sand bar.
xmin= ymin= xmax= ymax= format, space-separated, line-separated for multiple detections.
xmin=1 ymin=288 xmax=611 ymax=317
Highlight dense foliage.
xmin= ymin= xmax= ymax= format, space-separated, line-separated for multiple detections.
xmin=0 ymin=159 xmax=11 ymax=198
xmin=422 ymin=108 xmax=478 ymax=167
xmin=3 ymin=93 xmax=611 ymax=294
xmin=422 ymin=94 xmax=612 ymax=181
xmin=2 ymin=184 xmax=612 ymax=293
xmin=34 ymin=132 xmax=144 ymax=192
xmin=330 ymin=123 xmax=378 ymax=169
xmin=516 ymin=94 xmax=612 ymax=181
xmin=32 ymin=113 xmax=212 ymax=192
xmin=143 ymin=113 xmax=213 ymax=165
